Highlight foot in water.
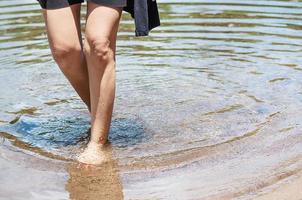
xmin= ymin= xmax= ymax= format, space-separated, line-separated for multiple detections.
xmin=77 ymin=141 xmax=110 ymax=165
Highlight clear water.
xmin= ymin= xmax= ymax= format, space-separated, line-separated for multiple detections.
xmin=0 ymin=0 xmax=302 ymax=199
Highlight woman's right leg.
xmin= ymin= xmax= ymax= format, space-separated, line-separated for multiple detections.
xmin=41 ymin=4 xmax=91 ymax=112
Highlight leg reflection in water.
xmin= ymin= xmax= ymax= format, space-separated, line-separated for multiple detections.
xmin=65 ymin=143 xmax=124 ymax=200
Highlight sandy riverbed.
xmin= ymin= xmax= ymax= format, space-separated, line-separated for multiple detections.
xmin=1 ymin=135 xmax=301 ymax=200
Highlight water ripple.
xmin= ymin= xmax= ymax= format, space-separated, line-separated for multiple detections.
xmin=0 ymin=0 xmax=302 ymax=199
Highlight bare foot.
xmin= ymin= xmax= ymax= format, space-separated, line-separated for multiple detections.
xmin=77 ymin=142 xmax=109 ymax=165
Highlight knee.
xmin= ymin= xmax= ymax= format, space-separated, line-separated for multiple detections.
xmin=51 ymin=43 xmax=82 ymax=64
xmin=83 ymin=36 xmax=114 ymax=63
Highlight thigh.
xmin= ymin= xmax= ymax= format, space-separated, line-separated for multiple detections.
xmin=41 ymin=4 xmax=83 ymax=51
xmin=84 ymin=1 xmax=123 ymax=53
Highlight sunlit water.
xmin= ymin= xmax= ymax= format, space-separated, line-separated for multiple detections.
xmin=0 ymin=0 xmax=302 ymax=199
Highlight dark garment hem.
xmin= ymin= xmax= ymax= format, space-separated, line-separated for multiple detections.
xmin=86 ymin=0 xmax=127 ymax=7
xmin=37 ymin=0 xmax=126 ymax=9
xmin=135 ymin=30 xmax=149 ymax=37
xmin=36 ymin=0 xmax=84 ymax=9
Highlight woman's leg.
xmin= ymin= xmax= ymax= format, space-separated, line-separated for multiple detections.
xmin=77 ymin=2 xmax=123 ymax=165
xmin=41 ymin=4 xmax=91 ymax=112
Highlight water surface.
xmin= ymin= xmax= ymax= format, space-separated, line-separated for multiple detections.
xmin=0 ymin=0 xmax=302 ymax=199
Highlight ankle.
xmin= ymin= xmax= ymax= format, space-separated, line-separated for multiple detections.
xmin=88 ymin=136 xmax=108 ymax=147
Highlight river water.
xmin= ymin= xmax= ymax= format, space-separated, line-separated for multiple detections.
xmin=0 ymin=0 xmax=302 ymax=199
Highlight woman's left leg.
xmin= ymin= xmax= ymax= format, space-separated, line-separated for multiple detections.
xmin=77 ymin=1 xmax=123 ymax=164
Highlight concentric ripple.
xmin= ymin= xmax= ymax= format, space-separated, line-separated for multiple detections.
xmin=0 ymin=0 xmax=302 ymax=199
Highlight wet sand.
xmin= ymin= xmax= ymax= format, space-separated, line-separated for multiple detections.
xmin=1 ymin=135 xmax=301 ymax=200
xmin=0 ymin=137 xmax=124 ymax=200
xmin=253 ymin=175 xmax=302 ymax=200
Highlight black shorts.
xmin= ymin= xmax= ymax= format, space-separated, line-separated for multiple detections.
xmin=37 ymin=0 xmax=127 ymax=9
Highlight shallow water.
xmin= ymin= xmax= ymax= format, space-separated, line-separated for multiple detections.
xmin=0 ymin=0 xmax=302 ymax=199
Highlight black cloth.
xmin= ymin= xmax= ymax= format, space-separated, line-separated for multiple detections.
xmin=123 ymin=0 xmax=161 ymax=37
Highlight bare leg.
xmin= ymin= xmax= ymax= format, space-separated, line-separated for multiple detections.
xmin=77 ymin=2 xmax=122 ymax=165
xmin=42 ymin=4 xmax=91 ymax=112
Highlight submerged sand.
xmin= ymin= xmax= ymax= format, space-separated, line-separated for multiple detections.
xmin=0 ymin=136 xmax=124 ymax=200
xmin=1 ymin=135 xmax=301 ymax=200
xmin=254 ymin=175 xmax=302 ymax=200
